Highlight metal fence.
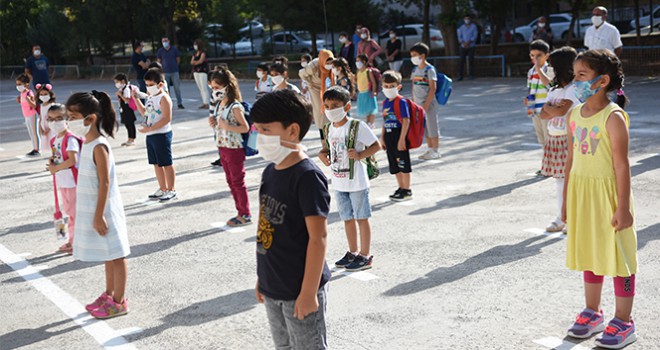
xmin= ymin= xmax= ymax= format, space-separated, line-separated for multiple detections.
xmin=397 ymin=55 xmax=506 ymax=79
xmin=621 ymin=45 xmax=660 ymax=76
xmin=1 ymin=65 xmax=80 ymax=80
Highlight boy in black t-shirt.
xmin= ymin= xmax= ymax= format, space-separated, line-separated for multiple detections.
xmin=250 ymin=90 xmax=331 ymax=350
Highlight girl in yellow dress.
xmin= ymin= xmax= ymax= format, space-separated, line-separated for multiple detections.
xmin=563 ymin=49 xmax=637 ymax=349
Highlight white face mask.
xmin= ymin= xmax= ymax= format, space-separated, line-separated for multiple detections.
xmin=360 ymin=33 xmax=368 ymax=39
xmin=339 ymin=37 xmax=347 ymax=44
xmin=324 ymin=64 xmax=333 ymax=71
xmin=301 ymin=61 xmax=309 ymax=68
xmin=464 ymin=19 xmax=471 ymax=25
xmin=69 ymin=118 xmax=90 ymax=135
xmin=538 ymin=22 xmax=546 ymax=28
xmin=257 ymin=133 xmax=303 ymax=164
xmin=389 ymin=33 xmax=396 ymax=39
xmin=33 ymin=50 xmax=41 ymax=56
xmin=382 ymin=87 xmax=399 ymax=100
xmin=324 ymin=106 xmax=347 ymax=123
xmin=16 ymin=85 xmax=26 ymax=93
xmin=213 ymin=87 xmax=227 ymax=100
xmin=356 ymin=61 xmax=364 ymax=70
xmin=592 ymin=16 xmax=603 ymax=26
xmin=271 ymin=75 xmax=285 ymax=86
xmin=332 ymin=68 xmax=340 ymax=76
xmin=193 ymin=45 xmax=199 ymax=51
xmin=411 ymin=56 xmax=423 ymax=66
xmin=115 ymin=82 xmax=125 ymax=89
xmin=163 ymin=41 xmax=170 ymax=49
xmin=147 ymin=84 xmax=161 ymax=96
xmin=49 ymin=120 xmax=67 ymax=134
xmin=256 ymin=71 xmax=265 ymax=79
xmin=39 ymin=95 xmax=51 ymax=103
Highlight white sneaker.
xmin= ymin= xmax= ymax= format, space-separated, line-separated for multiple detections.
xmin=159 ymin=190 xmax=177 ymax=201
xmin=419 ymin=150 xmax=440 ymax=160
xmin=148 ymin=189 xmax=165 ymax=199
xmin=418 ymin=149 xmax=432 ymax=160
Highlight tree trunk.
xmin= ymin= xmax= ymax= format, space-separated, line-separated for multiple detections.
xmin=489 ymin=17 xmax=499 ymax=55
xmin=422 ymin=0 xmax=431 ymax=45
xmin=649 ymin=0 xmax=654 ymax=35
xmin=565 ymin=0 xmax=581 ymax=46
xmin=311 ymin=29 xmax=318 ymax=55
xmin=634 ymin=0 xmax=641 ymax=45
xmin=438 ymin=0 xmax=459 ymax=56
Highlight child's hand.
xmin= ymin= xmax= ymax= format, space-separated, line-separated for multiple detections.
xmin=208 ymin=116 xmax=217 ymax=128
xmin=293 ymin=292 xmax=319 ymax=321
xmin=370 ymin=91 xmax=377 ymax=98
xmin=318 ymin=151 xmax=331 ymax=166
xmin=47 ymin=161 xmax=58 ymax=175
xmin=94 ymin=215 xmax=109 ymax=236
xmin=255 ymin=281 xmax=264 ymax=303
xmin=397 ymin=138 xmax=407 ymax=151
xmin=16 ymin=96 xmax=20 ymax=104
xmin=380 ymin=137 xmax=386 ymax=150
xmin=217 ymin=119 xmax=229 ymax=130
xmin=138 ymin=126 xmax=151 ymax=134
xmin=348 ymin=149 xmax=361 ymax=160
xmin=611 ymin=207 xmax=634 ymax=231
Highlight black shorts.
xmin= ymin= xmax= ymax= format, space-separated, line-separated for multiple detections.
xmin=384 ymin=127 xmax=411 ymax=174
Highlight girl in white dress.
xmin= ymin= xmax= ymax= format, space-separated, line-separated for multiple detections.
xmin=66 ymin=90 xmax=130 ymax=319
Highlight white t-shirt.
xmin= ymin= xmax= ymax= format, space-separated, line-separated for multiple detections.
xmin=546 ymin=84 xmax=580 ymax=135
xmin=327 ymin=119 xmax=378 ymax=192
xmin=585 ymin=22 xmax=623 ymax=53
xmin=53 ymin=135 xmax=80 ymax=188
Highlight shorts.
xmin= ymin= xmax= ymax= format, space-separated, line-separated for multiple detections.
xmin=384 ymin=127 xmax=411 ymax=174
xmin=146 ymin=131 xmax=173 ymax=167
xmin=422 ymin=100 xmax=441 ymax=138
xmin=335 ymin=189 xmax=372 ymax=221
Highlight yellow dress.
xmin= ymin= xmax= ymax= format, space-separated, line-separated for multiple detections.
xmin=356 ymin=69 xmax=369 ymax=93
xmin=566 ymin=102 xmax=637 ymax=277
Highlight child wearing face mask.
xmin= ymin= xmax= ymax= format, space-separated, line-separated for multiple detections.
xmin=299 ymin=54 xmax=313 ymax=102
xmin=37 ymin=83 xmax=56 ymax=155
xmin=331 ymin=57 xmax=355 ymax=97
xmin=255 ymin=63 xmax=273 ymax=100
xmin=46 ymin=104 xmax=83 ymax=255
xmin=269 ymin=63 xmax=301 ymax=93
xmin=318 ymin=87 xmax=380 ymax=271
xmin=16 ymin=74 xmax=40 ymax=156
xmin=526 ymin=40 xmax=554 ymax=175
xmin=250 ymin=90 xmax=331 ymax=350
xmin=355 ymin=54 xmax=378 ymax=128
xmin=113 ymin=73 xmax=138 ymax=147
xmin=133 ymin=68 xmax=177 ymax=201
xmin=208 ymin=68 xmax=252 ymax=227
xmin=410 ymin=42 xmax=441 ymax=160
xmin=337 ymin=32 xmax=356 ymax=71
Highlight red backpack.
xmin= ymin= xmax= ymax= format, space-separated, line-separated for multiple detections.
xmin=50 ymin=132 xmax=84 ymax=183
xmin=390 ymin=96 xmax=426 ymax=149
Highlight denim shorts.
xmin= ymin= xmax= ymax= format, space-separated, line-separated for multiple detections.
xmin=335 ymin=188 xmax=372 ymax=221
xmin=146 ymin=131 xmax=173 ymax=167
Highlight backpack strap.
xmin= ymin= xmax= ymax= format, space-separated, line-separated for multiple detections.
xmin=322 ymin=122 xmax=331 ymax=151
xmin=347 ymin=119 xmax=360 ymax=180
xmin=393 ymin=96 xmax=403 ymax=123
xmin=60 ymin=132 xmax=82 ymax=183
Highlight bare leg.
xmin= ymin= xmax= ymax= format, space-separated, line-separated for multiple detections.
xmin=105 ymin=261 xmax=114 ymax=297
xmin=366 ymin=114 xmax=375 ymax=125
xmin=429 ymin=136 xmax=439 ymax=151
xmin=400 ymin=173 xmax=411 ymax=190
xmin=111 ymin=258 xmax=128 ymax=303
xmin=585 ymin=281 xmax=603 ymax=312
xmin=344 ymin=220 xmax=358 ymax=253
xmin=614 ymin=296 xmax=634 ymax=322
xmin=357 ymin=219 xmax=371 ymax=256
xmin=163 ymin=165 xmax=176 ymax=190
xmin=154 ymin=165 xmax=166 ymax=190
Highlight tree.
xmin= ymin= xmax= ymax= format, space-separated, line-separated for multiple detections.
xmin=438 ymin=0 xmax=459 ymax=56
xmin=218 ymin=0 xmax=243 ymax=57
xmin=474 ymin=0 xmax=512 ymax=54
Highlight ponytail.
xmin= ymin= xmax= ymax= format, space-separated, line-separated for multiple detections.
xmin=615 ymin=88 xmax=627 ymax=110
xmin=66 ymin=91 xmax=117 ymax=137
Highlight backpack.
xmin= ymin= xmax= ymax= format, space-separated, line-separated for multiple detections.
xmin=390 ymin=96 xmax=426 ymax=150
xmin=215 ymin=101 xmax=258 ymax=156
xmin=435 ymin=72 xmax=452 ymax=105
xmin=50 ymin=132 xmax=84 ymax=183
xmin=122 ymin=84 xmax=138 ymax=111
xmin=323 ymin=119 xmax=379 ymax=180
xmin=367 ymin=67 xmax=382 ymax=94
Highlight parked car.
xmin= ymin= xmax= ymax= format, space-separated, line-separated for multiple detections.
xmin=627 ymin=22 xmax=660 ymax=35
xmin=630 ymin=6 xmax=660 ymax=30
xmin=265 ymin=31 xmax=330 ymax=54
xmin=206 ymin=41 xmax=232 ymax=57
xmin=378 ymin=24 xmax=444 ymax=50
xmin=240 ymin=21 xmax=264 ymax=37
xmin=512 ymin=14 xmax=592 ymax=42
xmin=234 ymin=37 xmax=261 ymax=56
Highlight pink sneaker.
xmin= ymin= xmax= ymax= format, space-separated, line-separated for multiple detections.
xmin=85 ymin=292 xmax=112 ymax=312
xmin=91 ymin=298 xmax=129 ymax=319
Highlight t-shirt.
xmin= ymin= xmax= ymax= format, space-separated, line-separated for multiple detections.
xmin=144 ymin=92 xmax=172 ymax=135
xmin=257 ymin=158 xmax=331 ymax=301
xmin=215 ymin=102 xmax=245 ymax=148
xmin=131 ymin=52 xmax=148 ymax=80
xmin=357 ymin=69 xmax=370 ymax=92
xmin=585 ymin=22 xmax=623 ymax=53
xmin=382 ymin=98 xmax=409 ymax=131
xmin=52 ymin=135 xmax=80 ymax=188
xmin=20 ymin=90 xmax=37 ymax=117
xmin=25 ymin=55 xmax=50 ymax=85
xmin=411 ymin=65 xmax=438 ymax=104
xmin=327 ymin=119 xmax=379 ymax=192
xmin=386 ymin=39 xmax=402 ymax=61
xmin=156 ymin=46 xmax=181 ymax=74
xmin=546 ymin=84 xmax=580 ymax=134
xmin=527 ymin=63 xmax=556 ymax=114
xmin=255 ymin=77 xmax=273 ymax=93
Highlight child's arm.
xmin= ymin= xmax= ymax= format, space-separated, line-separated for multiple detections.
xmin=562 ymin=114 xmax=574 ymax=223
xmin=318 ymin=148 xmax=331 ymax=166
xmin=48 ymin=151 xmax=78 ymax=174
xmin=398 ymin=118 xmax=410 ymax=151
xmin=26 ymin=92 xmax=37 ymax=109
xmin=534 ymin=60 xmax=551 ymax=87
xmin=294 ymin=215 xmax=327 ymax=320
xmin=349 ymin=140 xmax=381 ymax=160
xmin=140 ymin=96 xmax=172 ymax=133
xmin=539 ymin=99 xmax=574 ymax=120
xmin=93 ymin=145 xmax=110 ymax=236
xmin=218 ymin=106 xmax=250 ymax=133
xmin=132 ymin=89 xmax=146 ymax=115
xmin=607 ymin=111 xmax=634 ymax=231
xmin=380 ymin=126 xmax=386 ymax=150
xmin=368 ymin=70 xmax=377 ymax=97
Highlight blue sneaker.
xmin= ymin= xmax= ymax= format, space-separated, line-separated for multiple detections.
xmin=334 ymin=252 xmax=356 ymax=268
xmin=595 ymin=318 xmax=637 ymax=349
xmin=567 ymin=308 xmax=605 ymax=338
xmin=344 ymin=255 xmax=373 ymax=271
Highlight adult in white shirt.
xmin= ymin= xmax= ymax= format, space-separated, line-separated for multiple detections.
xmin=584 ymin=6 xmax=623 ymax=57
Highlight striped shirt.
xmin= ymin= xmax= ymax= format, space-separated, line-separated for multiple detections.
xmin=527 ymin=63 xmax=554 ymax=114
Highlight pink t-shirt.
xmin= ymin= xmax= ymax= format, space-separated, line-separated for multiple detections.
xmin=20 ymin=90 xmax=37 ymax=117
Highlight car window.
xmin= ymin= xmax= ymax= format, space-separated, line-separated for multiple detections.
xmin=285 ymin=34 xmax=295 ymax=42
xmin=550 ymin=16 xmax=569 ymax=23
xmin=402 ymin=27 xmax=417 ymax=36
xmin=273 ymin=34 xmax=284 ymax=43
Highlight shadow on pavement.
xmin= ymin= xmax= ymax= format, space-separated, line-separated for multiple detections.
xmin=0 ymin=319 xmax=78 ymax=350
xmin=631 ymin=154 xmax=660 ymax=177
xmin=0 ymin=221 xmax=53 ymax=238
xmin=638 ymin=222 xmax=660 ymax=251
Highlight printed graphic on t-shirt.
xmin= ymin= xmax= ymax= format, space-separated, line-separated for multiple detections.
xmin=257 ymin=194 xmax=287 ymax=253
xmin=145 ymin=98 xmax=162 ymax=127
xmin=34 ymin=60 xmax=48 ymax=71
xmin=570 ymin=121 xmax=601 ymax=156
xmin=330 ymin=135 xmax=350 ymax=178
xmin=382 ymin=106 xmax=401 ymax=130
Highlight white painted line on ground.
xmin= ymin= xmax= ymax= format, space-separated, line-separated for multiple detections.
xmin=33 ymin=264 xmax=50 ymax=270
xmin=15 ymin=155 xmax=26 ymax=160
xmin=209 ymin=223 xmax=246 ymax=233
xmin=627 ymin=111 xmax=639 ymax=115
xmin=440 ymin=136 xmax=456 ymax=140
xmin=116 ymin=327 xmax=144 ymax=337
xmin=524 ymin=228 xmax=566 ymax=239
xmin=533 ymin=336 xmax=590 ymax=350
xmin=454 ymin=104 xmax=475 ymax=107
xmin=426 ymin=159 xmax=444 ymax=164
xmin=630 ymin=128 xmax=660 ymax=135
xmin=445 ymin=117 xmax=466 ymax=121
xmin=133 ymin=199 xmax=159 ymax=207
xmin=176 ymin=126 xmax=191 ymax=130
xmin=329 ymin=263 xmax=379 ymax=281
xmin=0 ymin=243 xmax=138 ymax=350
xmin=17 ymin=252 xmax=32 ymax=257
xmin=521 ymin=143 xmax=543 ymax=148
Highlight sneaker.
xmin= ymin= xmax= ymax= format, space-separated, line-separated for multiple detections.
xmin=85 ymin=292 xmax=112 ymax=312
xmin=345 ymin=255 xmax=373 ymax=271
xmin=211 ymin=158 xmax=222 ymax=167
xmin=199 ymin=104 xmax=209 ymax=109
xmin=121 ymin=140 xmax=135 ymax=147
xmin=178 ymin=104 xmax=185 ymax=109
xmin=335 ymin=251 xmax=357 ymax=268
xmin=420 ymin=150 xmax=440 ymax=160
xmin=159 ymin=190 xmax=177 ymax=201
xmin=595 ymin=318 xmax=637 ymax=349
xmin=389 ymin=188 xmax=402 ymax=200
xmin=91 ymin=298 xmax=129 ymax=319
xmin=26 ymin=150 xmax=40 ymax=157
xmin=418 ymin=149 xmax=433 ymax=160
xmin=567 ymin=308 xmax=606 ymax=339
xmin=148 ymin=189 xmax=165 ymax=199
xmin=390 ymin=189 xmax=412 ymax=202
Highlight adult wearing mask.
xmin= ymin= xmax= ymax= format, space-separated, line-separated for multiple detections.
xmin=352 ymin=25 xmax=363 ymax=59
xmin=157 ymin=36 xmax=185 ymax=109
xmin=25 ymin=45 xmax=50 ymax=90
xmin=386 ymin=30 xmax=403 ymax=72
xmin=357 ymin=28 xmax=384 ymax=67
xmin=584 ymin=6 xmax=623 ymax=57
xmin=532 ymin=16 xmax=554 ymax=48
xmin=299 ymin=50 xmax=335 ymax=143
xmin=190 ymin=39 xmax=210 ymax=109
xmin=131 ymin=41 xmax=150 ymax=93
xmin=337 ymin=32 xmax=356 ymax=71
xmin=457 ymin=14 xmax=478 ymax=81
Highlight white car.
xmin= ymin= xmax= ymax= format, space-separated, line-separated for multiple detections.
xmin=378 ymin=24 xmax=444 ymax=50
xmin=240 ymin=21 xmax=264 ymax=37
xmin=266 ymin=31 xmax=330 ymax=54
xmin=512 ymin=14 xmax=592 ymax=42
xmin=627 ymin=22 xmax=660 ymax=35
xmin=630 ymin=6 xmax=660 ymax=29
xmin=234 ymin=37 xmax=259 ymax=56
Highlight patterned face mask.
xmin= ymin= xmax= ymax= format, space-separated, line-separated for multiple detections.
xmin=573 ymin=75 xmax=602 ymax=102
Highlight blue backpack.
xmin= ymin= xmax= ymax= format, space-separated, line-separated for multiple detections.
xmin=435 ymin=72 xmax=452 ymax=105
xmin=239 ymin=101 xmax=259 ymax=156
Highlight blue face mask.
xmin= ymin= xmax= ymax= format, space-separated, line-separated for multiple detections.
xmin=573 ymin=75 xmax=602 ymax=102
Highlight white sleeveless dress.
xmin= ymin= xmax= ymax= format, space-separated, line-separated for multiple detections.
xmin=73 ymin=136 xmax=130 ymax=261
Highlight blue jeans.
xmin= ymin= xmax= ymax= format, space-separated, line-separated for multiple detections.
xmin=335 ymin=189 xmax=372 ymax=221
xmin=264 ymin=284 xmax=328 ymax=350
xmin=164 ymin=72 xmax=182 ymax=106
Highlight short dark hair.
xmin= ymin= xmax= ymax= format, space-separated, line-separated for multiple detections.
xmin=132 ymin=40 xmax=143 ymax=50
xmin=382 ymin=70 xmax=402 ymax=84
xmin=323 ymin=86 xmax=350 ymax=104
xmin=269 ymin=63 xmax=287 ymax=75
xmin=410 ymin=42 xmax=430 ymax=56
xmin=148 ymin=61 xmax=163 ymax=71
xmin=257 ymin=63 xmax=269 ymax=71
xmin=162 ymin=36 xmax=169 ymax=40
xmin=250 ymin=90 xmax=312 ymax=141
xmin=113 ymin=73 xmax=128 ymax=82
xmin=273 ymin=55 xmax=289 ymax=65
xmin=301 ymin=53 xmax=312 ymax=62
xmin=530 ymin=39 xmax=550 ymax=53
xmin=144 ymin=68 xmax=163 ymax=83
xmin=16 ymin=73 xmax=30 ymax=84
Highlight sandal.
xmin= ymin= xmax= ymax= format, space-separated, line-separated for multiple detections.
xmin=546 ymin=221 xmax=565 ymax=233
xmin=58 ymin=242 xmax=73 ymax=254
xmin=227 ymin=215 xmax=252 ymax=227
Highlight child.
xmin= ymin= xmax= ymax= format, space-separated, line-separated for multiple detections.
xmin=538 ymin=47 xmax=579 ymax=233
xmin=331 ymin=57 xmax=355 ymax=97
xmin=36 ymin=83 xmax=56 ymax=154
xmin=269 ymin=63 xmax=301 ymax=94
xmin=65 ymin=90 xmax=130 ymax=319
xmin=255 ymin=63 xmax=273 ymax=100
xmin=251 ymin=90 xmax=331 ymax=349
xmin=564 ymin=49 xmax=637 ymax=349
xmin=410 ymin=42 xmax=441 ymax=160
xmin=113 ymin=73 xmax=138 ymax=147
xmin=355 ymin=54 xmax=378 ymax=128
xmin=16 ymin=74 xmax=40 ymax=156
xmin=209 ymin=65 xmax=223 ymax=167
xmin=380 ymin=70 xmax=412 ymax=201
xmin=300 ymin=54 xmax=313 ymax=102
xmin=526 ymin=40 xmax=554 ymax=174
xmin=208 ymin=68 xmax=252 ymax=227
xmin=46 ymin=103 xmax=82 ymax=255
xmin=133 ymin=68 xmax=177 ymax=201
xmin=319 ymin=87 xmax=380 ymax=271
